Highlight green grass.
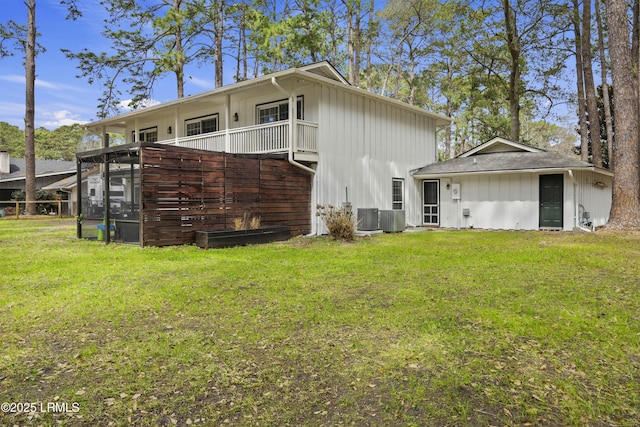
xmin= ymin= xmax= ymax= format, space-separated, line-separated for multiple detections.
xmin=0 ymin=219 xmax=639 ymax=426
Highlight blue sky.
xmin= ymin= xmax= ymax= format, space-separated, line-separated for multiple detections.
xmin=0 ymin=0 xmax=216 ymax=130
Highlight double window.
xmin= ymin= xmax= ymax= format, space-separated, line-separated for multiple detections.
xmin=133 ymin=127 xmax=158 ymax=143
xmin=185 ymin=114 xmax=218 ymax=136
xmin=257 ymin=97 xmax=304 ymax=124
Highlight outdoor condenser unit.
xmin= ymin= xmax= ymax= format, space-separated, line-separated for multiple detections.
xmin=379 ymin=210 xmax=405 ymax=233
xmin=357 ymin=208 xmax=379 ymax=231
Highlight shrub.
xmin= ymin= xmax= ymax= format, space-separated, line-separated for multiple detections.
xmin=316 ymin=204 xmax=357 ymax=241
xmin=234 ymin=213 xmax=261 ymax=230
xmin=10 ymin=189 xmax=56 ymax=214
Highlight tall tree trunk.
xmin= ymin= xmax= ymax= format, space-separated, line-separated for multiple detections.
xmin=445 ymin=60 xmax=453 ymax=159
xmin=344 ymin=0 xmax=362 ymax=86
xmin=215 ymin=0 xmax=224 ymax=88
xmin=604 ymin=0 xmax=640 ymax=229
xmin=503 ymin=0 xmax=521 ymax=141
xmin=596 ymin=0 xmax=615 ymax=169
xmin=364 ymin=1 xmax=373 ymax=90
xmin=234 ymin=1 xmax=247 ymax=82
xmin=572 ymin=0 xmax=589 ymax=162
xmin=634 ymin=0 xmax=640 ymax=122
xmin=24 ymin=0 xmax=36 ymax=216
xmin=241 ymin=6 xmax=247 ymax=81
xmin=582 ymin=0 xmax=603 ymax=167
xmin=632 ymin=0 xmax=639 ymax=95
xmin=173 ymin=0 xmax=184 ymax=98
xmin=353 ymin=1 xmax=361 ymax=87
xmin=346 ymin=2 xmax=355 ymax=84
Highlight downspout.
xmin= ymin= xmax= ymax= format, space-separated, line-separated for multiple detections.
xmin=271 ymin=76 xmax=318 ymax=236
xmin=271 ymin=77 xmax=316 ymax=175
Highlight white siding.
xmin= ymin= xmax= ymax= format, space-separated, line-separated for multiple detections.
xmin=438 ymin=173 xmax=539 ymax=230
xmin=314 ymin=85 xmax=438 ymax=233
xmin=434 ymin=170 xmax=612 ymax=231
xmin=572 ymin=171 xmax=613 ymax=228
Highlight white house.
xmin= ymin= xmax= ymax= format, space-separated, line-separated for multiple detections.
xmin=80 ymin=61 xmax=450 ymax=244
xmin=411 ymin=137 xmax=614 ymax=231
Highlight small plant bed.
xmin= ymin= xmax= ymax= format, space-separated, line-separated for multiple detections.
xmin=195 ymin=225 xmax=291 ymax=249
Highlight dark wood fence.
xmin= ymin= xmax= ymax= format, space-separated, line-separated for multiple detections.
xmin=140 ymin=144 xmax=312 ymax=247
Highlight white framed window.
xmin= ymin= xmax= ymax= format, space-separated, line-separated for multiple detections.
xmin=256 ymin=96 xmax=304 ymax=124
xmin=132 ymin=127 xmax=158 ymax=143
xmin=185 ymin=114 xmax=218 ymax=136
xmin=392 ymin=178 xmax=404 ymax=210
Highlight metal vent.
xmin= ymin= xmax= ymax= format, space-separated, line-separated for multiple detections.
xmin=357 ymin=208 xmax=379 ymax=231
xmin=379 ymin=210 xmax=405 ymax=233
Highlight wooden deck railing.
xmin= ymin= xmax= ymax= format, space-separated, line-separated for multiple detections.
xmin=160 ymin=121 xmax=318 ymax=155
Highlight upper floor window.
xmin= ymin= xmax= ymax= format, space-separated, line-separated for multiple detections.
xmin=257 ymin=97 xmax=304 ymax=124
xmin=392 ymin=178 xmax=404 ymax=210
xmin=185 ymin=114 xmax=219 ymax=136
xmin=133 ymin=127 xmax=158 ymax=143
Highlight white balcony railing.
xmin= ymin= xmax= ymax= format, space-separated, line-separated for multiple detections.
xmin=159 ymin=120 xmax=318 ymax=155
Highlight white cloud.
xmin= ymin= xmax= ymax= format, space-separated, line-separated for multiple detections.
xmin=0 ymin=74 xmax=84 ymax=92
xmin=117 ymin=98 xmax=161 ymax=112
xmin=0 ymin=101 xmax=26 ymax=128
xmin=40 ymin=110 xmax=89 ymax=128
xmin=188 ymin=75 xmax=215 ymax=90
xmin=0 ymin=75 xmax=24 ymax=84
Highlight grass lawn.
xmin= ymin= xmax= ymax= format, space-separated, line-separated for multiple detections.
xmin=0 ymin=219 xmax=639 ymax=426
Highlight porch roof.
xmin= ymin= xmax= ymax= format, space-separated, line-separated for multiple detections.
xmin=412 ymin=151 xmax=614 ymax=179
xmin=413 ymin=137 xmax=613 ymax=179
xmin=42 ymin=165 xmax=99 ymax=192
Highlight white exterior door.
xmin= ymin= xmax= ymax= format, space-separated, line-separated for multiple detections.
xmin=423 ymin=180 xmax=440 ymax=225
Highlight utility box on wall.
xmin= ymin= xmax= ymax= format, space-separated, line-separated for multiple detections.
xmin=451 ymin=183 xmax=461 ymax=200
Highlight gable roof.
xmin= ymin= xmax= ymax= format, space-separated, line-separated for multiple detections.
xmin=41 ymin=165 xmax=99 ymax=192
xmin=459 ymin=137 xmax=542 ymax=157
xmin=412 ymin=137 xmax=613 ymax=178
xmin=0 ymin=158 xmax=77 ymax=183
xmin=86 ymin=61 xmax=451 ymax=131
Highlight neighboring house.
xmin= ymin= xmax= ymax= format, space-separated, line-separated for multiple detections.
xmin=0 ymin=151 xmax=76 ymax=201
xmin=78 ymin=61 xmax=450 ymax=246
xmin=411 ymin=137 xmax=614 ymax=231
xmin=42 ymin=166 xmax=100 ymax=216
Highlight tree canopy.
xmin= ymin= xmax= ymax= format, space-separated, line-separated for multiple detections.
xmin=0 ymin=122 xmax=85 ymax=162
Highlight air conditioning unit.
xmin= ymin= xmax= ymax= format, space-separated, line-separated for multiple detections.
xmin=379 ymin=210 xmax=405 ymax=232
xmin=357 ymin=208 xmax=379 ymax=231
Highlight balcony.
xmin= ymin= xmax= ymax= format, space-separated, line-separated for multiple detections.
xmin=158 ymin=120 xmax=318 ymax=161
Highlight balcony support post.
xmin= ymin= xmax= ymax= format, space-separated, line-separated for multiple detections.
xmin=225 ymin=94 xmax=231 ymax=152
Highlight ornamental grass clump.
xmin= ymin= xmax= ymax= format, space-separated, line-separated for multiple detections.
xmin=234 ymin=213 xmax=261 ymax=230
xmin=316 ymin=204 xmax=357 ymax=241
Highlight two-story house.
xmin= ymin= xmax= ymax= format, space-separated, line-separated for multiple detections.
xmin=77 ymin=61 xmax=450 ymax=246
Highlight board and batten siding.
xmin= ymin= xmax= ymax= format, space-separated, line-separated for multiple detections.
xmin=314 ymin=85 xmax=438 ymax=233
xmin=439 ymin=173 xmax=539 ymax=230
xmin=571 ymin=170 xmax=612 ymax=228
xmin=437 ymin=170 xmax=612 ymax=231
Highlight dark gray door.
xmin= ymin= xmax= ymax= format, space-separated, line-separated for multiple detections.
xmin=539 ymin=174 xmax=563 ymax=228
